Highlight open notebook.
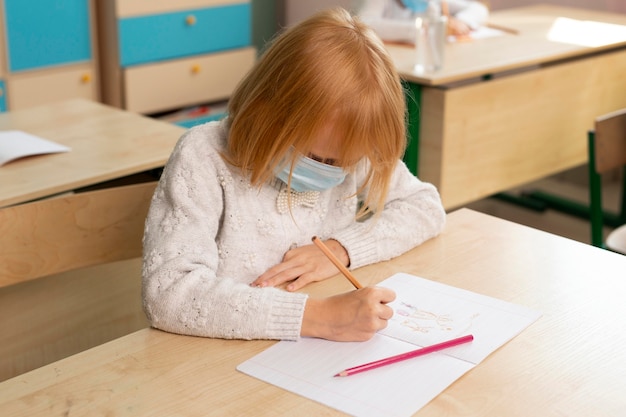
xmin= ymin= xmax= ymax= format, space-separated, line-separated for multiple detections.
xmin=0 ymin=130 xmax=70 ymax=166
xmin=238 ymin=273 xmax=541 ymax=417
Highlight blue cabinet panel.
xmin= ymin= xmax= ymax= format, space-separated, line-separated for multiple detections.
xmin=4 ymin=0 xmax=92 ymax=72
xmin=0 ymin=80 xmax=6 ymax=112
xmin=175 ymin=112 xmax=226 ymax=128
xmin=119 ymin=4 xmax=251 ymax=67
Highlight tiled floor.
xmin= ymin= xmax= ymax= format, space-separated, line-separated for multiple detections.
xmin=464 ymin=168 xmax=622 ymax=246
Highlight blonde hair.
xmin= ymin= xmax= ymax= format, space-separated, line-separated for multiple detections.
xmin=226 ymin=7 xmax=406 ymax=218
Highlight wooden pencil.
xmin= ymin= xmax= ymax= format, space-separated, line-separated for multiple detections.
xmin=311 ymin=236 xmax=363 ymax=289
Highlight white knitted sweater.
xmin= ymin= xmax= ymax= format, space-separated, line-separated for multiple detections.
xmin=142 ymin=120 xmax=446 ymax=340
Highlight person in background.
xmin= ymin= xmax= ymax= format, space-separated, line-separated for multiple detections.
xmin=142 ymin=8 xmax=446 ymax=343
xmin=358 ymin=0 xmax=489 ymax=43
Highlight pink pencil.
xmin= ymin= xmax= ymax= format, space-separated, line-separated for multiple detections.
xmin=334 ymin=334 xmax=474 ymax=377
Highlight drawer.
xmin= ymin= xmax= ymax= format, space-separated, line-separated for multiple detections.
xmin=7 ymin=65 xmax=98 ymax=110
xmin=124 ymin=47 xmax=256 ymax=114
xmin=115 ymin=0 xmax=245 ymax=18
xmin=119 ymin=3 xmax=251 ymax=67
xmin=3 ymin=0 xmax=92 ymax=72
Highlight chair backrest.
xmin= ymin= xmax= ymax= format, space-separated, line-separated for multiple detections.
xmin=0 ymin=181 xmax=157 ymax=288
xmin=588 ymin=108 xmax=626 ymax=248
xmin=594 ymin=108 xmax=626 ymax=174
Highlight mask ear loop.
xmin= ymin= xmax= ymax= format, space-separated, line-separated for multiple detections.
xmin=286 ymin=156 xmax=297 ymax=208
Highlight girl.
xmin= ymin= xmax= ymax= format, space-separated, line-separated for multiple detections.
xmin=142 ymin=8 xmax=446 ymax=342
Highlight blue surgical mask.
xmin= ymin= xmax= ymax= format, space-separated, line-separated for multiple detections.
xmin=275 ymin=153 xmax=347 ymax=192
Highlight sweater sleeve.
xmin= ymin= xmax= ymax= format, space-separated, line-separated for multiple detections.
xmin=359 ymin=0 xmax=418 ymax=44
xmin=331 ymin=159 xmax=446 ymax=269
xmin=142 ymin=127 xmax=307 ymax=341
xmin=359 ymin=0 xmax=489 ymax=43
xmin=448 ymin=0 xmax=489 ymax=29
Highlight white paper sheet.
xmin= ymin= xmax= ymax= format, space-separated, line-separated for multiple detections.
xmin=448 ymin=26 xmax=507 ymax=43
xmin=238 ymin=273 xmax=541 ymax=417
xmin=547 ymin=17 xmax=626 ymax=47
xmin=0 ymin=130 xmax=70 ymax=166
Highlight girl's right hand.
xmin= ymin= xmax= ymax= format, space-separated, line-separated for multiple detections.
xmin=301 ymin=286 xmax=396 ymax=342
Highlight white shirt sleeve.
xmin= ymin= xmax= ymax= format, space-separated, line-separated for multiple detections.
xmin=359 ymin=0 xmax=418 ymax=44
xmin=358 ymin=0 xmax=490 ymax=42
xmin=448 ymin=0 xmax=489 ymax=29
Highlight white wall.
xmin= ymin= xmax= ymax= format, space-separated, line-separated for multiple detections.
xmin=279 ymin=0 xmax=356 ymax=26
xmin=488 ymin=0 xmax=626 ymax=13
xmin=280 ymin=0 xmax=626 ymax=26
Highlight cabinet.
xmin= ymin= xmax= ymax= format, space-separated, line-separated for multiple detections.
xmin=97 ymin=0 xmax=256 ymax=117
xmin=0 ymin=0 xmax=99 ymax=112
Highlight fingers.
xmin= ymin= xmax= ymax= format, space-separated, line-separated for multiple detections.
xmin=366 ymin=287 xmax=396 ymax=322
xmin=252 ymin=243 xmax=344 ymax=290
xmin=301 ymin=287 xmax=398 ymax=341
xmin=251 ymin=261 xmax=305 ymax=288
xmin=378 ymin=302 xmax=395 ymax=321
xmin=285 ymin=274 xmax=315 ymax=292
xmin=376 ymin=286 xmax=396 ymax=304
xmin=345 ymin=287 xmax=397 ymax=337
xmin=448 ymin=19 xmax=471 ymax=36
xmin=251 ymin=260 xmax=321 ymax=291
xmin=356 ymin=287 xmax=396 ymax=333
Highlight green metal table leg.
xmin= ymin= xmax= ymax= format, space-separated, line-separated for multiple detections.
xmin=402 ymin=80 xmax=421 ymax=177
xmin=526 ymin=185 xmax=625 ymax=228
xmin=523 ymin=190 xmax=590 ymax=218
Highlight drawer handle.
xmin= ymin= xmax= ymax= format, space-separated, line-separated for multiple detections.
xmin=191 ymin=64 xmax=201 ymax=74
xmin=0 ymin=88 xmax=3 ymax=97
xmin=81 ymin=73 xmax=92 ymax=83
xmin=186 ymin=15 xmax=197 ymax=26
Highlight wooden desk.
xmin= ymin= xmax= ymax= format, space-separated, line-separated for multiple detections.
xmin=2 ymin=208 xmax=625 ymax=416
xmin=0 ymin=99 xmax=185 ymax=207
xmin=390 ymin=5 xmax=626 ymax=209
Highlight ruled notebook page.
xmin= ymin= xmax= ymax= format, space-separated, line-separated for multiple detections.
xmin=238 ymin=273 xmax=541 ymax=417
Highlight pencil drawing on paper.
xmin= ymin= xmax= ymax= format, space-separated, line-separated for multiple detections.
xmin=392 ymin=302 xmax=480 ymax=335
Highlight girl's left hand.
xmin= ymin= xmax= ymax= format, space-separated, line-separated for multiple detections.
xmin=251 ymin=239 xmax=350 ymax=292
xmin=448 ymin=18 xmax=471 ymax=36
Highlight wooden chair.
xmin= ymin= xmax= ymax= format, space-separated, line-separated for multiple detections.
xmin=588 ymin=108 xmax=626 ymax=254
xmin=0 ymin=181 xmax=157 ymax=380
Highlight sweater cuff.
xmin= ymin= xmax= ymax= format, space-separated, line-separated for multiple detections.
xmin=331 ymin=227 xmax=378 ymax=270
xmin=266 ymin=291 xmax=308 ymax=341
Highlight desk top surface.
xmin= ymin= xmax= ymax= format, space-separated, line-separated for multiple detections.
xmin=0 ymin=99 xmax=185 ymax=207
xmin=2 ymin=208 xmax=625 ymax=416
xmin=389 ymin=4 xmax=626 ymax=85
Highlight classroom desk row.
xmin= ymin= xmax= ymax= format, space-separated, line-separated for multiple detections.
xmin=1 ymin=208 xmax=625 ymax=416
xmin=0 ymin=99 xmax=180 ymax=377
xmin=0 ymin=98 xmax=184 ymax=208
xmin=2 ymin=5 xmax=626 ymax=211
xmin=1 ymin=8 xmax=626 ymax=413
xmin=391 ymin=4 xmax=626 ymax=209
